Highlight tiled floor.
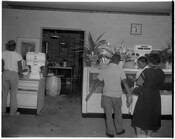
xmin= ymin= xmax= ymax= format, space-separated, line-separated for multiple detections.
xmin=2 ymin=94 xmax=173 ymax=137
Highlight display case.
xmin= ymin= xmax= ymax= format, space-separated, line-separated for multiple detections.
xmin=82 ymin=67 xmax=172 ymax=116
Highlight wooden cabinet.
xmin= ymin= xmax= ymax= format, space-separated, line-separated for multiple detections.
xmin=7 ymin=78 xmax=46 ymax=114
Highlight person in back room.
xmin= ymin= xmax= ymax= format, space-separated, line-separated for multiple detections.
xmin=86 ymin=53 xmax=133 ymax=137
xmin=2 ymin=40 xmax=24 ymax=116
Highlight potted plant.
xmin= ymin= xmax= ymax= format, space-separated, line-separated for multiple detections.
xmin=83 ymin=32 xmax=107 ymax=67
xmin=159 ymin=40 xmax=172 ymax=69
xmin=100 ymin=41 xmax=135 ymax=68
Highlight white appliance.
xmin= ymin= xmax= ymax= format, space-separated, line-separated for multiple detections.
xmin=26 ymin=52 xmax=46 ymax=79
xmin=134 ymin=45 xmax=152 ymax=57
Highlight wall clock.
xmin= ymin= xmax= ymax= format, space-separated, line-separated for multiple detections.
xmin=130 ymin=23 xmax=142 ymax=35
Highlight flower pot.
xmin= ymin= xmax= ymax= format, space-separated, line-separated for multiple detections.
xmin=159 ymin=62 xmax=166 ymax=69
xmin=165 ymin=61 xmax=172 ymax=69
xmin=124 ymin=61 xmax=135 ymax=69
xmin=119 ymin=61 xmax=125 ymax=68
xmin=91 ymin=61 xmax=97 ymax=68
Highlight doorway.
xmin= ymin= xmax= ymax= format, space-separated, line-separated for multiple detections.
xmin=41 ymin=28 xmax=84 ymax=95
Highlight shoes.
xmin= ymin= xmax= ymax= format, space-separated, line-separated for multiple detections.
xmin=105 ymin=132 xmax=114 ymax=137
xmin=10 ymin=112 xmax=20 ymax=116
xmin=116 ymin=129 xmax=125 ymax=135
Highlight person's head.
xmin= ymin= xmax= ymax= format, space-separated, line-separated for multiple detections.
xmin=137 ymin=56 xmax=148 ymax=69
xmin=6 ymin=40 xmax=16 ymax=51
xmin=110 ymin=53 xmax=121 ymax=64
xmin=147 ymin=53 xmax=161 ymax=67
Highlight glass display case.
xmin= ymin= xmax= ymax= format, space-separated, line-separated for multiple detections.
xmin=82 ymin=67 xmax=172 ymax=116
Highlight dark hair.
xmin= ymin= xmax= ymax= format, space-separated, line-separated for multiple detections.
xmin=137 ymin=56 xmax=148 ymax=64
xmin=111 ymin=53 xmax=121 ymax=63
xmin=8 ymin=44 xmax=16 ymax=51
xmin=147 ymin=53 xmax=161 ymax=65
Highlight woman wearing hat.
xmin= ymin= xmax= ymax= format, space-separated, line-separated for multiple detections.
xmin=2 ymin=40 xmax=24 ymax=116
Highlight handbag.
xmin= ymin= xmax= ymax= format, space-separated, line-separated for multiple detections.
xmin=132 ymin=72 xmax=145 ymax=96
xmin=132 ymin=86 xmax=143 ymax=96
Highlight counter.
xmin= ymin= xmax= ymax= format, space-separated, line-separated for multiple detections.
xmin=82 ymin=67 xmax=172 ymax=116
xmin=7 ymin=77 xmax=46 ymax=114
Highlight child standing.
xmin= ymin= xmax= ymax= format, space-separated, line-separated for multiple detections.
xmin=128 ymin=56 xmax=148 ymax=95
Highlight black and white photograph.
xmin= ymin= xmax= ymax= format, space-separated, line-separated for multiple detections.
xmin=2 ymin=0 xmax=173 ymax=137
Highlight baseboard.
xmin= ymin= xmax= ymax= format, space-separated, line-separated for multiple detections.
xmin=82 ymin=113 xmax=172 ymax=120
xmin=6 ymin=107 xmax=37 ymax=115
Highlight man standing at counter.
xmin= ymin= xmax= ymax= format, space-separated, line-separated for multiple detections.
xmin=2 ymin=40 xmax=23 ymax=116
xmin=86 ymin=53 xmax=132 ymax=137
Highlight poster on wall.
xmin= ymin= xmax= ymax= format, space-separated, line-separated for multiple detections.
xmin=17 ymin=38 xmax=40 ymax=59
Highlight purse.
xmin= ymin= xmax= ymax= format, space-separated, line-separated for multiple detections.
xmin=132 ymin=72 xmax=145 ymax=96
xmin=132 ymin=86 xmax=143 ymax=96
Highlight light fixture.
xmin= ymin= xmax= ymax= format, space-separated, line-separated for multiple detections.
xmin=50 ymin=31 xmax=60 ymax=39
xmin=60 ymin=33 xmax=67 ymax=45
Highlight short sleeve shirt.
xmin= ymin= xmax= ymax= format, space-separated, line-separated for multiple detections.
xmin=2 ymin=50 xmax=23 ymax=72
xmin=97 ymin=63 xmax=126 ymax=98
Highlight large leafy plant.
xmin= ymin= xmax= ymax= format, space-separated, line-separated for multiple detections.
xmin=84 ymin=32 xmax=107 ymax=54
xmin=83 ymin=32 xmax=107 ymax=66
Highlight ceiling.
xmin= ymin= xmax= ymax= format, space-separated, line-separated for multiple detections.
xmin=3 ymin=1 xmax=172 ymax=15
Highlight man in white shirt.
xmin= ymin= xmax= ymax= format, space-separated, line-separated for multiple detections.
xmin=2 ymin=40 xmax=23 ymax=116
xmin=86 ymin=53 xmax=132 ymax=137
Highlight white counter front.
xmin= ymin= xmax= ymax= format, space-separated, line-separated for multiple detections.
xmin=82 ymin=67 xmax=172 ymax=115
xmin=7 ymin=78 xmax=46 ymax=114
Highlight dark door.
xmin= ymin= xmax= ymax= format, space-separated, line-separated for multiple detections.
xmin=42 ymin=28 xmax=84 ymax=95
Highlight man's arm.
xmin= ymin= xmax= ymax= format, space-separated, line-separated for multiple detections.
xmin=86 ymin=79 xmax=102 ymax=101
xmin=122 ymin=79 xmax=133 ymax=107
xmin=122 ymin=79 xmax=131 ymax=95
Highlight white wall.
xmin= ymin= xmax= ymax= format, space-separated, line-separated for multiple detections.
xmin=2 ymin=8 xmax=172 ymax=52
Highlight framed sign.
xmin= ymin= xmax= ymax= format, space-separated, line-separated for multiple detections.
xmin=130 ymin=23 xmax=142 ymax=35
xmin=17 ymin=38 xmax=40 ymax=59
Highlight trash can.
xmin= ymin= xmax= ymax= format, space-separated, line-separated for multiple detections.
xmin=46 ymin=75 xmax=61 ymax=96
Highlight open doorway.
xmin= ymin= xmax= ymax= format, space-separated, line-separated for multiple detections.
xmin=41 ymin=28 xmax=84 ymax=95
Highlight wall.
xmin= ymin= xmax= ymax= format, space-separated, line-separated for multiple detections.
xmin=2 ymin=8 xmax=172 ymax=52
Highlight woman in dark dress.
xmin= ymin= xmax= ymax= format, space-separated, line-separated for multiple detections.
xmin=131 ymin=53 xmax=165 ymax=137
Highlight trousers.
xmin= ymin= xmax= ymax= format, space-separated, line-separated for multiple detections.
xmin=2 ymin=70 xmax=19 ymax=115
xmin=101 ymin=95 xmax=124 ymax=134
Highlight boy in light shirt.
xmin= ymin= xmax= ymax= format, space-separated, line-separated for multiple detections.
xmin=86 ymin=53 xmax=132 ymax=137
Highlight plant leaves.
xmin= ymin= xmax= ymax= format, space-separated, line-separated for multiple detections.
xmin=88 ymin=32 xmax=95 ymax=52
xmin=95 ymin=32 xmax=105 ymax=44
xmin=95 ymin=40 xmax=107 ymax=49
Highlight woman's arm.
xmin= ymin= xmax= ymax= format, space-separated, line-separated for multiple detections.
xmin=136 ymin=75 xmax=144 ymax=86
